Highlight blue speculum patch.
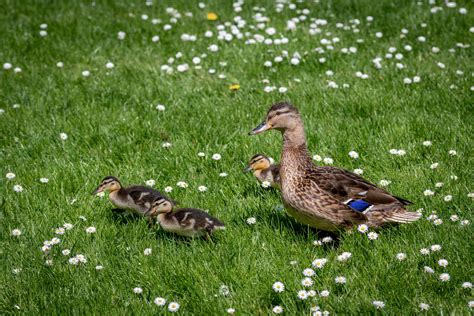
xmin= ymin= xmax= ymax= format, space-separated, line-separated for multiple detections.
xmin=346 ymin=199 xmax=373 ymax=213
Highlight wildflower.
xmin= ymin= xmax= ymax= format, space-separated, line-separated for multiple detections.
xmin=85 ymin=226 xmax=96 ymax=234
xmin=462 ymin=282 xmax=472 ymax=289
xmin=435 ymin=182 xmax=444 ymax=188
xmin=261 ymin=181 xmax=271 ymax=188
xmin=424 ymin=189 xmax=434 ymax=196
xmin=313 ymin=155 xmax=322 ymax=161
xmin=320 ymin=290 xmax=330 ymax=297
xmin=301 ymin=277 xmax=313 ymax=287
xmin=297 ymin=290 xmax=308 ymax=300
xmin=197 ymin=152 xmax=205 ymax=157
xmin=303 ymin=268 xmax=315 ymax=277
xmin=212 ymin=153 xmax=221 ymax=160
xmin=156 ymin=104 xmax=165 ymax=111
xmin=164 ymin=186 xmax=173 ymax=193
xmin=335 ymin=276 xmax=346 ymax=284
xmin=62 ymin=249 xmax=71 ymax=256
xmin=176 ymin=181 xmax=188 ymax=188
xmin=207 ymin=12 xmax=218 ymax=21
xmin=419 ymin=303 xmax=430 ymax=311
xmin=82 ymin=70 xmax=90 ymax=77
xmin=198 ymin=185 xmax=208 ymax=192
xmin=45 ymin=259 xmax=53 ymax=266
xmin=6 ymin=172 xmax=16 ymax=179
xmin=379 ymin=180 xmax=391 ymax=187
xmin=373 ymin=301 xmax=385 ymax=309
xmin=367 ymin=232 xmax=378 ymax=240
xmin=208 ymin=44 xmax=219 ymax=52
xmin=272 ymin=306 xmax=283 ymax=314
xmin=154 ymin=297 xmax=166 ymax=306
xmin=450 ymin=215 xmax=459 ymax=221
xmin=420 ymin=248 xmax=430 ymax=255
xmin=11 ymin=229 xmax=22 ymax=237
xmin=144 ymin=248 xmax=152 ymax=256
xmin=59 ymin=132 xmax=68 ymax=140
xmin=13 ymin=184 xmax=23 ymax=192
xmin=439 ymin=273 xmax=450 ymax=282
xmin=444 ymin=195 xmax=452 ymax=202
xmin=460 ymin=220 xmax=470 ymax=226
xmin=422 ymin=140 xmax=432 ymax=147
xmin=433 ymin=218 xmax=443 ymax=225
xmin=322 ymin=236 xmax=333 ymax=243
xmin=229 ymin=84 xmax=240 ymax=91
xmin=117 ymin=31 xmax=126 ymax=40
xmin=431 ymin=244 xmax=441 ymax=252
xmin=278 ymin=87 xmax=288 ymax=93
xmin=323 ymin=157 xmax=333 ymax=164
xmin=353 ymin=168 xmax=364 ymax=175
xmin=348 ymin=151 xmax=359 ymax=159
xmin=133 ymin=287 xmax=143 ymax=294
xmin=68 ymin=257 xmax=79 ymax=265
xmin=312 ymin=258 xmax=327 ymax=269
xmin=430 ymin=163 xmax=439 ymax=169
xmin=272 ymin=281 xmax=285 ymax=292
xmin=3 ymin=62 xmax=12 ymax=69
xmin=219 ymin=285 xmax=230 ymax=296
xmin=246 ymin=217 xmax=256 ymax=225
xmin=337 ymin=252 xmax=352 ymax=262
xmin=396 ymin=253 xmax=407 ymax=261
xmin=448 ymin=149 xmax=457 ymax=155
xmin=438 ymin=259 xmax=448 ymax=267
xmin=146 ymin=179 xmax=156 ymax=186
xmin=226 ymin=308 xmax=236 ymax=314
xmin=357 ymin=224 xmax=369 ymax=233
xmin=95 ymin=265 xmax=104 ymax=270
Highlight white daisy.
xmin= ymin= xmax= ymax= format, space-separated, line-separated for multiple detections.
xmin=272 ymin=281 xmax=285 ymax=293
xmin=154 ymin=297 xmax=166 ymax=306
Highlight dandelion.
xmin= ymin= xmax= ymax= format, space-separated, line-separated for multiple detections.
xmin=272 ymin=306 xmax=283 ymax=314
xmin=373 ymin=301 xmax=385 ymax=309
xmin=357 ymin=224 xmax=369 ymax=233
xmin=145 ymin=179 xmax=156 ymax=186
xmin=229 ymin=84 xmax=240 ymax=91
xmin=439 ymin=273 xmax=450 ymax=282
xmin=301 ymin=277 xmax=313 ymax=287
xmin=59 ymin=132 xmax=68 ymax=140
xmin=367 ymin=232 xmax=378 ymax=240
xmin=272 ymin=281 xmax=285 ymax=292
xmin=438 ymin=259 xmax=448 ymax=267
xmin=212 ymin=153 xmax=221 ymax=160
xmin=297 ymin=290 xmax=308 ymax=300
xmin=85 ymin=226 xmax=96 ymax=234
xmin=419 ymin=303 xmax=430 ymax=311
xmin=6 ymin=172 xmax=16 ymax=179
xmin=396 ymin=253 xmax=407 ymax=261
xmin=11 ymin=229 xmax=22 ymax=237
xmin=144 ymin=248 xmax=152 ymax=256
xmin=133 ymin=287 xmax=143 ymax=294
xmin=246 ymin=217 xmax=256 ymax=225
xmin=13 ymin=185 xmax=23 ymax=192
xmin=335 ymin=276 xmax=346 ymax=284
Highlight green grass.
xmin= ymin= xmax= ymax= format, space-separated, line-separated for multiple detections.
xmin=1 ymin=0 xmax=473 ymax=314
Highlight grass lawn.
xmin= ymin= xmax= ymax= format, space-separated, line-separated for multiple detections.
xmin=1 ymin=0 xmax=473 ymax=314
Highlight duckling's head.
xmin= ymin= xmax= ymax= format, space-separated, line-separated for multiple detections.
xmin=249 ymin=102 xmax=301 ymax=135
xmin=244 ymin=154 xmax=271 ymax=172
xmin=149 ymin=197 xmax=173 ymax=215
xmin=92 ymin=176 xmax=121 ymax=195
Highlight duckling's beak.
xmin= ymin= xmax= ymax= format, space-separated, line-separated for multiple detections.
xmin=249 ymin=121 xmax=270 ymax=135
xmin=92 ymin=186 xmax=103 ymax=195
xmin=243 ymin=166 xmax=252 ymax=173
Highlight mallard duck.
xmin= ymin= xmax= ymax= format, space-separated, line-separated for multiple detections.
xmin=147 ymin=197 xmax=225 ymax=238
xmin=244 ymin=154 xmax=281 ymax=188
xmin=249 ymin=102 xmax=421 ymax=231
xmin=92 ymin=176 xmax=173 ymax=222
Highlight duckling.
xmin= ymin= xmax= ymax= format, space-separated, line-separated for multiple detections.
xmin=249 ymin=102 xmax=421 ymax=231
xmin=92 ymin=176 xmax=173 ymax=222
xmin=244 ymin=154 xmax=281 ymax=188
xmin=147 ymin=197 xmax=225 ymax=238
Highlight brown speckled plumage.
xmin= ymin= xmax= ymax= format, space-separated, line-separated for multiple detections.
xmin=250 ymin=102 xmax=421 ymax=231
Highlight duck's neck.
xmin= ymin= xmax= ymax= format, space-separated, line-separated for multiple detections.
xmin=281 ymin=124 xmax=313 ymax=169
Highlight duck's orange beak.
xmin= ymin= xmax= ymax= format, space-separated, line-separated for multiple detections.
xmin=249 ymin=121 xmax=271 ymax=135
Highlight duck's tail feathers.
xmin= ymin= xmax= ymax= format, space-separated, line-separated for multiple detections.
xmin=385 ymin=211 xmax=422 ymax=224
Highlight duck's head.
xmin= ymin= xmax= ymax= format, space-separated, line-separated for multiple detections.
xmin=92 ymin=176 xmax=121 ymax=195
xmin=244 ymin=154 xmax=271 ymax=173
xmin=249 ymin=102 xmax=300 ymax=135
xmin=149 ymin=197 xmax=173 ymax=215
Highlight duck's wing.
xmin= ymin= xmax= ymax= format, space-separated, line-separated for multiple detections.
xmin=126 ymin=185 xmax=178 ymax=207
xmin=314 ymin=167 xmax=412 ymax=205
xmin=173 ymin=208 xmax=225 ymax=229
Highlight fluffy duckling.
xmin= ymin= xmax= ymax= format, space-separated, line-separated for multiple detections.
xmin=147 ymin=197 xmax=225 ymax=238
xmin=244 ymin=154 xmax=281 ymax=188
xmin=249 ymin=102 xmax=421 ymax=231
xmin=92 ymin=176 xmax=173 ymax=222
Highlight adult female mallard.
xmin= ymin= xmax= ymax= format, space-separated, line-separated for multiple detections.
xmin=249 ymin=102 xmax=421 ymax=231
xmin=244 ymin=154 xmax=281 ymax=188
